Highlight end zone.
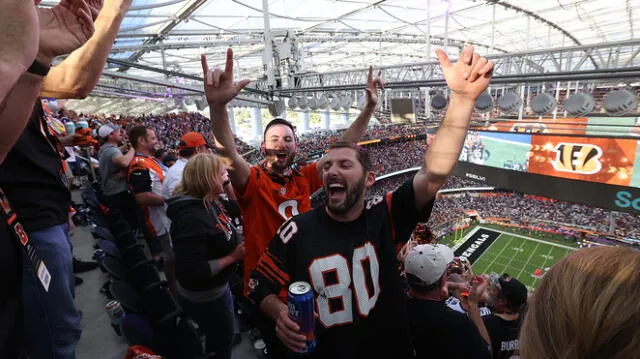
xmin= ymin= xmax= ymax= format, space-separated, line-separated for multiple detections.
xmin=453 ymin=228 xmax=501 ymax=264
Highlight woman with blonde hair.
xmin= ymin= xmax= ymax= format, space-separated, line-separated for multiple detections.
xmin=520 ymin=246 xmax=640 ymax=359
xmin=166 ymin=153 xmax=245 ymax=359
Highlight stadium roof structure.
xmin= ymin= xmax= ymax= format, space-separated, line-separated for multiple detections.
xmin=43 ymin=0 xmax=640 ymax=115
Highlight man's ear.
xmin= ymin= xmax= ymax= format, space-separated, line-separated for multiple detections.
xmin=365 ymin=171 xmax=376 ymax=188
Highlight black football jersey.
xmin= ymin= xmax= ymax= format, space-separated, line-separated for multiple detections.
xmin=250 ymin=180 xmax=434 ymax=359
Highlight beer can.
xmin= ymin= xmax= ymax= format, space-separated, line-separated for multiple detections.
xmin=288 ymin=281 xmax=316 ymax=354
xmin=105 ymin=300 xmax=125 ymax=336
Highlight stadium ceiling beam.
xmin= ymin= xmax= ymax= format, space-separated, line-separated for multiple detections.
xmin=266 ymin=40 xmax=640 ymax=94
xmin=124 ymin=0 xmax=209 ymax=68
xmin=483 ymin=0 xmax=597 ymax=68
xmin=106 ymin=57 xmax=269 ymax=96
xmin=110 ymin=34 xmax=508 ymax=54
xmin=100 ymin=70 xmax=272 ymax=106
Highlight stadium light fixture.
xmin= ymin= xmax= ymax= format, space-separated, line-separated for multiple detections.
xmin=298 ymin=95 xmax=308 ymax=110
xmin=474 ymin=92 xmax=493 ymax=113
xmin=430 ymin=92 xmax=448 ymax=110
xmin=288 ymin=95 xmax=298 ymax=109
xmin=497 ymin=92 xmax=522 ymax=114
xmin=564 ymin=91 xmax=595 ymax=117
xmin=530 ymin=93 xmax=557 ymax=115
xmin=603 ymin=89 xmax=637 ymax=116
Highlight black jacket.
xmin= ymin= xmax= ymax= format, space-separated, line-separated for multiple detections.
xmin=167 ymin=196 xmax=238 ymax=291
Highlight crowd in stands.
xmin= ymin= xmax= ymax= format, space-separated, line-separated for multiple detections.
xmin=3 ymin=9 xmax=640 ymax=358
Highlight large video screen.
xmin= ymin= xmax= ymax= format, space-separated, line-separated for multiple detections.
xmin=477 ymin=117 xmax=640 ymax=137
xmin=457 ymin=131 xmax=640 ymax=188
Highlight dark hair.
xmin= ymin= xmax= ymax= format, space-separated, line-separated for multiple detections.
xmin=129 ymin=125 xmax=149 ymax=149
xmin=154 ymin=148 xmax=166 ymax=159
xmin=178 ymin=147 xmax=197 ymax=158
xmin=329 ymin=141 xmax=374 ymax=172
xmin=263 ymin=118 xmax=296 ymax=141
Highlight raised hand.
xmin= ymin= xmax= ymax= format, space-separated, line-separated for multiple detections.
xmin=201 ymin=48 xmax=251 ymax=107
xmin=436 ymin=45 xmax=494 ymax=101
xmin=38 ymin=0 xmax=99 ymax=59
xmin=364 ymin=66 xmax=384 ymax=107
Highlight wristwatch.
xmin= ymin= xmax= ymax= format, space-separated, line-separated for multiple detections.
xmin=27 ymin=59 xmax=50 ymax=77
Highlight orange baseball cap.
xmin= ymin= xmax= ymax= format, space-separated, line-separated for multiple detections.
xmin=177 ymin=132 xmax=208 ymax=149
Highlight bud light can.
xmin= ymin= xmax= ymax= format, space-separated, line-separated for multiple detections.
xmin=105 ymin=300 xmax=125 ymax=335
xmin=288 ymin=281 xmax=316 ymax=354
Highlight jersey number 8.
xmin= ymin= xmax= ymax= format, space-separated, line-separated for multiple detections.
xmin=308 ymin=242 xmax=381 ymax=328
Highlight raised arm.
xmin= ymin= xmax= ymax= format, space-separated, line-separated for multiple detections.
xmin=412 ymin=45 xmax=494 ymax=210
xmin=0 ymin=0 xmax=39 ymax=105
xmin=41 ymin=0 xmax=129 ymax=99
xmin=201 ymin=49 xmax=252 ymax=193
xmin=0 ymin=0 xmax=96 ymax=163
xmin=338 ymin=66 xmax=383 ymax=143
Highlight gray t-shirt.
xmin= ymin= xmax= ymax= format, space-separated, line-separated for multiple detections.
xmin=98 ymin=144 xmax=128 ymax=196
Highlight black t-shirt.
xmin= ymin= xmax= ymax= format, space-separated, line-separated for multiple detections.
xmin=250 ymin=180 xmax=434 ymax=359
xmin=0 ymin=219 xmax=25 ymax=358
xmin=484 ymin=314 xmax=522 ymax=359
xmin=407 ymin=298 xmax=490 ymax=359
xmin=0 ymin=102 xmax=70 ymax=232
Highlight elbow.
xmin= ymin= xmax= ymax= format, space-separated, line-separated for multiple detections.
xmin=66 ymin=83 xmax=92 ymax=99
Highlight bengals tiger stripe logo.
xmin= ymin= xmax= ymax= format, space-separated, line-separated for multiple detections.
xmin=551 ymin=143 xmax=602 ymax=174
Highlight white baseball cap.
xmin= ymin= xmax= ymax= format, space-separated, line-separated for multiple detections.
xmin=98 ymin=122 xmax=122 ymax=139
xmin=404 ymin=244 xmax=454 ymax=286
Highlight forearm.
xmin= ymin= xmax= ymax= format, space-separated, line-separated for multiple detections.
xmin=207 ymin=255 xmax=236 ymax=276
xmin=40 ymin=0 xmax=130 ymax=99
xmin=114 ymin=149 xmax=134 ymax=168
xmin=135 ymin=192 xmax=165 ymax=206
xmin=339 ymin=103 xmax=375 ymax=143
xmin=0 ymin=0 xmax=39 ymax=102
xmin=223 ymin=182 xmax=237 ymax=201
xmin=260 ymin=294 xmax=288 ymax=322
xmin=210 ymin=104 xmax=240 ymax=157
xmin=0 ymin=72 xmax=44 ymax=163
xmin=423 ymin=94 xmax=474 ymax=182
xmin=468 ymin=302 xmax=492 ymax=346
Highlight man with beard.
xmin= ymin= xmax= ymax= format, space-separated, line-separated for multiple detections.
xmin=248 ymin=45 xmax=495 ymax=358
xmin=202 ymin=49 xmax=384 ymax=357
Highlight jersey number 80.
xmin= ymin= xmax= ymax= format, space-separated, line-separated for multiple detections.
xmin=308 ymin=242 xmax=381 ymax=328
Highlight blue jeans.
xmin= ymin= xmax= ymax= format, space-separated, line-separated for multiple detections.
xmin=178 ymin=287 xmax=235 ymax=359
xmin=22 ymin=223 xmax=81 ymax=359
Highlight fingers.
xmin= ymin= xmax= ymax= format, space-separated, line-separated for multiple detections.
xmin=478 ymin=60 xmax=495 ymax=78
xmin=465 ymin=53 xmax=481 ymax=81
xmin=435 ymin=48 xmax=451 ymax=69
xmin=76 ymin=7 xmax=94 ymax=34
xmin=460 ymin=44 xmax=474 ymax=65
xmin=224 ymin=48 xmax=234 ymax=78
xmin=200 ymin=54 xmax=209 ymax=77
xmin=212 ymin=69 xmax=223 ymax=88
xmin=276 ymin=316 xmax=306 ymax=352
xmin=235 ymin=79 xmax=252 ymax=92
xmin=367 ymin=65 xmax=373 ymax=85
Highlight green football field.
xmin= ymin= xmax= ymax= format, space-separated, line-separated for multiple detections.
xmin=448 ymin=226 xmax=577 ymax=291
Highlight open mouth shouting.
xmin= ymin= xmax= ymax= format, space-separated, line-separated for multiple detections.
xmin=327 ymin=181 xmax=347 ymax=202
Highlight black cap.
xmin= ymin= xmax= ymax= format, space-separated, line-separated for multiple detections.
xmin=498 ymin=274 xmax=528 ymax=307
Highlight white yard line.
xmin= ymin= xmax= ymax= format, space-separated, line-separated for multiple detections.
xmin=484 ymin=235 xmax=514 ymax=271
xmin=531 ymin=246 xmax=556 ymax=287
xmin=516 ymin=243 xmax=540 ymax=279
xmin=480 ymin=227 xmax=577 ymax=251
xmin=500 ymin=238 xmax=527 ymax=274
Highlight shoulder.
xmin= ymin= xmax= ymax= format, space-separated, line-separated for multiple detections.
xmin=274 ymin=209 xmax=317 ymax=245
